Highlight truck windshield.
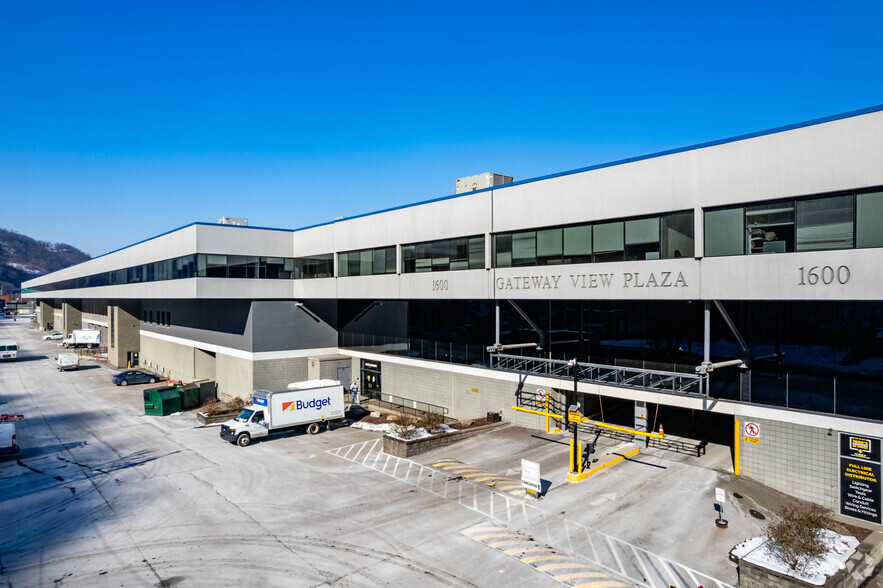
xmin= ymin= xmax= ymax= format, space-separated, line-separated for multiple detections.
xmin=236 ymin=409 xmax=254 ymax=422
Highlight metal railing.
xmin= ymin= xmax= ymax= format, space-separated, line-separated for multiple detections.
xmin=363 ymin=393 xmax=458 ymax=424
xmin=492 ymin=353 xmax=706 ymax=397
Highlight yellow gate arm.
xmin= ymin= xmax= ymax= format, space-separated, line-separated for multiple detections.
xmin=511 ymin=405 xmax=664 ymax=439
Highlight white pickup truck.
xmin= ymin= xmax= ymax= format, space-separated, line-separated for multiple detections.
xmin=220 ymin=380 xmax=345 ymax=447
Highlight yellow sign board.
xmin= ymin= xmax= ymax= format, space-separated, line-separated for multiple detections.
xmin=568 ymin=410 xmax=582 ymax=423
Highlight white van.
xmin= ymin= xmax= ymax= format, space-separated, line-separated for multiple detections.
xmin=56 ymin=353 xmax=80 ymax=371
xmin=0 ymin=422 xmax=20 ymax=456
xmin=0 ymin=339 xmax=17 ymax=361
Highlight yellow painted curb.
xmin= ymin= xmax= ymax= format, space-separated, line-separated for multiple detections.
xmin=568 ymin=447 xmax=640 ymax=482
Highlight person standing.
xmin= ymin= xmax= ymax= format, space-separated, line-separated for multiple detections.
xmin=349 ymin=379 xmax=359 ymax=404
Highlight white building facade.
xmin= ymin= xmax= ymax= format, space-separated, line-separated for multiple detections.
xmin=25 ymin=106 xmax=883 ymax=525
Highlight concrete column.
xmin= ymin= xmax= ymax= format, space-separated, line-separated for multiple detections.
xmin=634 ymin=400 xmax=649 ymax=447
xmin=107 ymin=304 xmax=140 ymax=369
xmin=62 ymin=302 xmax=82 ymax=334
xmin=38 ymin=301 xmax=53 ymax=330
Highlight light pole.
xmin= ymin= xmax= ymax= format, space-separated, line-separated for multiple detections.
xmin=568 ymin=358 xmax=579 ymax=474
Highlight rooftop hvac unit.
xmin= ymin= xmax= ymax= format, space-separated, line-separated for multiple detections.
xmin=218 ymin=217 xmax=248 ymax=226
xmin=455 ymin=173 xmax=513 ymax=194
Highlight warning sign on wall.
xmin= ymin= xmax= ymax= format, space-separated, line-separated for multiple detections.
xmin=743 ymin=421 xmax=760 ymax=444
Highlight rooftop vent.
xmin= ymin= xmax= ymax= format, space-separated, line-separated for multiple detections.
xmin=455 ymin=172 xmax=513 ymax=194
xmin=218 ymin=217 xmax=248 ymax=226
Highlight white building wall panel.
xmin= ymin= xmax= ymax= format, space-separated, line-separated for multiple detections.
xmin=291 ymin=191 xmax=492 ymax=256
xmin=700 ymin=248 xmax=881 ymax=301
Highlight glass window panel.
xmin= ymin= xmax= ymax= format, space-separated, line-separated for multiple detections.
xmin=372 ymin=249 xmax=385 ymax=274
xmin=360 ymin=250 xmax=373 ymax=275
xmin=468 ymin=236 xmax=485 ymax=268
xmin=745 ymin=201 xmax=794 ymax=226
xmin=415 ymin=259 xmax=432 ymax=272
xmin=857 ymin=190 xmax=883 ymax=248
xmin=661 ymin=211 xmax=694 ymax=258
xmin=338 ymin=253 xmax=349 ymax=277
xmin=495 ymin=234 xmax=512 ymax=268
xmin=625 ymin=217 xmax=659 ymax=244
xmin=206 ymin=254 xmax=227 ymax=265
xmin=284 ymin=258 xmax=294 ymax=271
xmin=537 ymin=229 xmax=563 ymax=257
xmin=512 ymin=231 xmax=536 ymax=266
xmin=593 ymin=221 xmax=623 ymax=253
xmin=563 ymin=225 xmax=592 ymax=256
xmin=385 ymin=247 xmax=397 ymax=273
xmin=704 ymin=207 xmax=744 ymax=257
xmin=796 ymin=195 xmax=854 ymax=251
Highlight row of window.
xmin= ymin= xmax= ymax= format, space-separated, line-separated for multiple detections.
xmin=30 ymin=186 xmax=883 ymax=292
xmin=705 ymin=189 xmax=883 ymax=256
xmin=143 ymin=310 xmax=171 ymax=327
xmin=495 ymin=211 xmax=694 ymax=267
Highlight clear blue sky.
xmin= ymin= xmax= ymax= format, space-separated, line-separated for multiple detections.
xmin=2 ymin=0 xmax=882 ymax=257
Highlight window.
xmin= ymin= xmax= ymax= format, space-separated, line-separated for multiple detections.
xmin=705 ymin=188 xmax=881 ymax=257
xmin=625 ymin=218 xmax=659 ymax=261
xmin=493 ymin=211 xmax=693 ymax=268
xmin=338 ymin=246 xmax=397 ymax=277
xmin=704 ymin=207 xmax=744 ymax=256
xmin=402 ymin=236 xmax=484 ymax=273
xmin=856 ymin=190 xmax=883 ymax=248
xmin=593 ymin=221 xmax=624 ymax=262
xmin=796 ymin=195 xmax=854 ymax=251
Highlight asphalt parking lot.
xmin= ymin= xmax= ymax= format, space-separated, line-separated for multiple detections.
xmin=1 ymin=318 xmax=871 ymax=587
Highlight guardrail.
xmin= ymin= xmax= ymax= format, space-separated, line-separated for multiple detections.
xmin=363 ymin=393 xmax=457 ymax=424
xmin=492 ymin=353 xmax=706 ymax=397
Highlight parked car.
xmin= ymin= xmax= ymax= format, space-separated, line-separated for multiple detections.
xmin=113 ymin=370 xmax=158 ymax=386
xmin=43 ymin=332 xmax=64 ymax=341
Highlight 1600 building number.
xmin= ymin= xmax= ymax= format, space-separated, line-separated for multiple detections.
xmin=798 ymin=265 xmax=850 ymax=286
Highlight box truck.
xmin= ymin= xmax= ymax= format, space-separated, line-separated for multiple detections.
xmin=56 ymin=353 xmax=80 ymax=371
xmin=63 ymin=329 xmax=100 ymax=349
xmin=220 ymin=379 xmax=345 ymax=447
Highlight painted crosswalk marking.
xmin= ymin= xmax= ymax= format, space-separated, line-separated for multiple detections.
xmin=328 ymin=439 xmax=735 ymax=588
xmin=462 ymin=522 xmax=632 ymax=587
xmin=432 ymin=458 xmax=527 ymax=495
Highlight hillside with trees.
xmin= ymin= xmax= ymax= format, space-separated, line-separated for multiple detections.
xmin=0 ymin=228 xmax=90 ymax=296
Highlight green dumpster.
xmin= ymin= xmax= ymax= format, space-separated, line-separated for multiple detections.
xmin=177 ymin=383 xmax=200 ymax=410
xmin=143 ymin=386 xmax=182 ymax=416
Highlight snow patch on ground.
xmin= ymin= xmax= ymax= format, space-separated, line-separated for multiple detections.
xmin=350 ymin=421 xmax=453 ymax=440
xmin=732 ymin=530 xmax=859 ymax=586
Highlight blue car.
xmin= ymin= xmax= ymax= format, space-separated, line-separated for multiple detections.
xmin=113 ymin=370 xmax=158 ymax=386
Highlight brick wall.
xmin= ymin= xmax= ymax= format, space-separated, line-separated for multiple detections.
xmin=252 ymin=358 xmax=310 ymax=392
xmin=378 ymin=362 xmax=545 ymax=429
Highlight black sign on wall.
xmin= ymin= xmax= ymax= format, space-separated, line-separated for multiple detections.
xmin=840 ymin=433 xmax=882 ymax=525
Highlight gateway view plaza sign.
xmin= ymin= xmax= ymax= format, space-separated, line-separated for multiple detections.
xmin=495 ymin=270 xmax=689 ymax=291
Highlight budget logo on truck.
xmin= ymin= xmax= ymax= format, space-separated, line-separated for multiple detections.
xmin=282 ymin=397 xmax=332 ymax=412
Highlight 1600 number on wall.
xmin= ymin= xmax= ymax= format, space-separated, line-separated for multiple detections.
xmin=432 ymin=279 xmax=449 ymax=291
xmin=798 ymin=265 xmax=850 ymax=286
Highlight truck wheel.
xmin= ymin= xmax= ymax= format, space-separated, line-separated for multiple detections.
xmin=120 ymin=379 xmax=128 ymax=386
xmin=236 ymin=433 xmax=251 ymax=447
xmin=307 ymin=423 xmax=320 ymax=435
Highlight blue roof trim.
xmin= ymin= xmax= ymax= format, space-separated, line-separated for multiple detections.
xmin=294 ymin=103 xmax=883 ymax=228
xmin=94 ymin=103 xmax=883 ymax=246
